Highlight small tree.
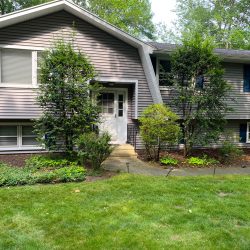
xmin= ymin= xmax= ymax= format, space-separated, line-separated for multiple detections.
xmin=170 ymin=34 xmax=231 ymax=157
xmin=139 ymin=104 xmax=180 ymax=161
xmin=35 ymin=40 xmax=100 ymax=153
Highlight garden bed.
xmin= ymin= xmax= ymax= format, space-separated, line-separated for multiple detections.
xmin=137 ymin=148 xmax=250 ymax=168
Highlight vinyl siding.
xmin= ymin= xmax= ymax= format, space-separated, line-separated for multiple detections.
xmin=0 ymin=88 xmax=40 ymax=119
xmin=0 ymin=10 xmax=153 ymax=119
xmin=160 ymin=62 xmax=250 ymax=119
xmin=223 ymin=63 xmax=250 ymax=119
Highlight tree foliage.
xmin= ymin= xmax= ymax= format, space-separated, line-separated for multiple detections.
xmin=139 ymin=104 xmax=180 ymax=161
xmin=175 ymin=0 xmax=250 ymax=49
xmin=169 ymin=34 xmax=231 ymax=156
xmin=35 ymin=39 xmax=100 ymax=152
xmin=0 ymin=0 xmax=155 ymax=39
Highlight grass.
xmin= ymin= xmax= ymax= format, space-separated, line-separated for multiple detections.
xmin=0 ymin=174 xmax=249 ymax=249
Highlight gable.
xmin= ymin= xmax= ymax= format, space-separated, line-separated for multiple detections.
xmin=0 ymin=10 xmax=154 ymax=115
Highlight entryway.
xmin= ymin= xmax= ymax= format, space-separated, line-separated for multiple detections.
xmin=98 ymin=88 xmax=127 ymax=144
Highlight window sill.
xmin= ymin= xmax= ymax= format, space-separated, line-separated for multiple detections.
xmin=0 ymin=84 xmax=38 ymax=88
xmin=0 ymin=146 xmax=43 ymax=151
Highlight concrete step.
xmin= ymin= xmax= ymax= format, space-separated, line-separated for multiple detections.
xmin=110 ymin=144 xmax=137 ymax=157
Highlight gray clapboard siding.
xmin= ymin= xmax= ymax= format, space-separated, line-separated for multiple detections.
xmin=0 ymin=10 xmax=153 ymax=119
xmin=223 ymin=63 xmax=250 ymax=119
xmin=0 ymin=88 xmax=41 ymax=119
xmin=160 ymin=62 xmax=250 ymax=119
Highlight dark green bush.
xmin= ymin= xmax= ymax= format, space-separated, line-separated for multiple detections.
xmin=219 ymin=141 xmax=243 ymax=162
xmin=75 ymin=132 xmax=112 ymax=170
xmin=160 ymin=156 xmax=179 ymax=166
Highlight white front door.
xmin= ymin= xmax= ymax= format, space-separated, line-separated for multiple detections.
xmin=98 ymin=89 xmax=127 ymax=144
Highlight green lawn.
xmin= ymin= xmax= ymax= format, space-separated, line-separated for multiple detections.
xmin=0 ymin=174 xmax=249 ymax=250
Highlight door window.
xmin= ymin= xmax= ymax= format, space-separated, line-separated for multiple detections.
xmin=98 ymin=93 xmax=114 ymax=114
xmin=118 ymin=94 xmax=124 ymax=117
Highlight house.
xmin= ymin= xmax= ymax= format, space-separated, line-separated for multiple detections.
xmin=0 ymin=0 xmax=249 ymax=153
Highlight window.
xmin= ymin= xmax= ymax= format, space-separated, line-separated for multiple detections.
xmin=243 ymin=65 xmax=250 ymax=92
xmin=118 ymin=94 xmax=124 ymax=117
xmin=0 ymin=48 xmax=39 ymax=87
xmin=98 ymin=93 xmax=114 ymax=114
xmin=159 ymin=60 xmax=172 ymax=86
xmin=0 ymin=124 xmax=39 ymax=149
xmin=195 ymin=75 xmax=204 ymax=89
xmin=0 ymin=126 xmax=18 ymax=147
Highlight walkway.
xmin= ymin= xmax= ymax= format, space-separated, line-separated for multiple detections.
xmin=102 ymin=144 xmax=250 ymax=176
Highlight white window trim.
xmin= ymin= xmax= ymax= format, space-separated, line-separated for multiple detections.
xmin=0 ymin=47 xmax=41 ymax=88
xmin=247 ymin=122 xmax=250 ymax=143
xmin=0 ymin=122 xmax=42 ymax=150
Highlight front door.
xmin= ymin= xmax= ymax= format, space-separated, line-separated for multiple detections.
xmin=98 ymin=89 xmax=127 ymax=144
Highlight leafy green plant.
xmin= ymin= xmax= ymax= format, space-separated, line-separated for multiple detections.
xmin=53 ymin=166 xmax=86 ymax=182
xmin=35 ymin=39 xmax=101 ymax=153
xmin=139 ymin=104 xmax=180 ymax=161
xmin=160 ymin=156 xmax=179 ymax=166
xmin=187 ymin=155 xmax=219 ymax=166
xmin=75 ymin=132 xmax=112 ymax=170
xmin=0 ymin=156 xmax=86 ymax=187
xmin=220 ymin=141 xmax=243 ymax=163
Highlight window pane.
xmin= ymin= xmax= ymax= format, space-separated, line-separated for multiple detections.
xmin=22 ymin=126 xmax=36 ymax=136
xmin=118 ymin=110 xmax=123 ymax=117
xmin=0 ymin=126 xmax=17 ymax=136
xmin=0 ymin=137 xmax=17 ymax=146
xmin=159 ymin=60 xmax=172 ymax=86
xmin=1 ymin=49 xmax=32 ymax=84
xmin=98 ymin=93 xmax=114 ymax=114
xmin=22 ymin=137 xmax=39 ymax=146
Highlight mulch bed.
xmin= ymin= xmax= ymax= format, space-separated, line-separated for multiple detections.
xmin=137 ymin=148 xmax=250 ymax=168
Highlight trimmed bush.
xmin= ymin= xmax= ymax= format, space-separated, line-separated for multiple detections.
xmin=139 ymin=104 xmax=180 ymax=161
xmin=75 ymin=132 xmax=112 ymax=170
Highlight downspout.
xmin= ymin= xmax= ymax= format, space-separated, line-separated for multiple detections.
xmin=138 ymin=45 xmax=163 ymax=104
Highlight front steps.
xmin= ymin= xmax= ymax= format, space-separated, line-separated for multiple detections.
xmin=110 ymin=144 xmax=137 ymax=158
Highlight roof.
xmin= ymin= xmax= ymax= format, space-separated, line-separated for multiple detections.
xmin=148 ymin=42 xmax=250 ymax=62
xmin=0 ymin=0 xmax=153 ymax=52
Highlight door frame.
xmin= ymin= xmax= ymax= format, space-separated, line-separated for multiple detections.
xmin=99 ymin=87 xmax=128 ymax=144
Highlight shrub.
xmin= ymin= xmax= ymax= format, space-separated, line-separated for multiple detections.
xmin=160 ymin=156 xmax=179 ymax=166
xmin=75 ymin=132 xmax=112 ymax=170
xmin=139 ymin=104 xmax=180 ymax=161
xmin=187 ymin=155 xmax=219 ymax=166
xmin=220 ymin=141 xmax=243 ymax=162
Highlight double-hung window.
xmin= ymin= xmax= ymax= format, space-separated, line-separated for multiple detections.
xmin=0 ymin=48 xmax=40 ymax=87
xmin=243 ymin=65 xmax=250 ymax=92
xmin=0 ymin=124 xmax=39 ymax=149
xmin=159 ymin=60 xmax=172 ymax=86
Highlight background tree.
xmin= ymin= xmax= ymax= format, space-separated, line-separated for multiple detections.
xmin=174 ymin=0 xmax=250 ymax=49
xmin=0 ymin=0 xmax=155 ymax=39
xmin=169 ymin=34 xmax=231 ymax=157
xmin=139 ymin=104 xmax=180 ymax=161
xmin=35 ymin=39 xmax=100 ymax=153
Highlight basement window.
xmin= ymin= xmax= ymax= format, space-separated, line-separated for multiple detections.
xmin=0 ymin=124 xmax=40 ymax=150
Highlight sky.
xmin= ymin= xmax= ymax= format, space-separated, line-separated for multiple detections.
xmin=151 ymin=0 xmax=177 ymax=27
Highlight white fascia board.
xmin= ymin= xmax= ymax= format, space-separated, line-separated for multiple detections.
xmin=0 ymin=0 xmax=153 ymax=52
xmin=0 ymin=0 xmax=65 ymax=28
